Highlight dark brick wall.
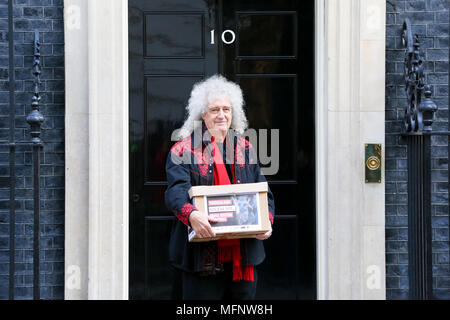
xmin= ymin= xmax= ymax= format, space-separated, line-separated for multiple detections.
xmin=386 ymin=0 xmax=449 ymax=299
xmin=0 ymin=0 xmax=64 ymax=299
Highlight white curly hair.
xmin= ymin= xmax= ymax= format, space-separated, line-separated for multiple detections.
xmin=175 ymin=74 xmax=248 ymax=140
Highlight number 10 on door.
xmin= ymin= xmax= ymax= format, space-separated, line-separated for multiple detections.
xmin=211 ymin=29 xmax=236 ymax=44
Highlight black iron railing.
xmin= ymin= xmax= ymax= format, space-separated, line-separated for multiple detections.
xmin=27 ymin=29 xmax=44 ymax=300
xmin=400 ymin=18 xmax=445 ymax=300
xmin=2 ymin=0 xmax=45 ymax=300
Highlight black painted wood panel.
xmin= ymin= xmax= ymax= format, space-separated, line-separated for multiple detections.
xmin=129 ymin=0 xmax=315 ymax=300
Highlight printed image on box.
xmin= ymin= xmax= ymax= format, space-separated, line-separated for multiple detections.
xmin=187 ymin=182 xmax=270 ymax=242
xmin=207 ymin=193 xmax=259 ymax=227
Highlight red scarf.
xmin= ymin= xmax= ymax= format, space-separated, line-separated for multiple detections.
xmin=211 ymin=138 xmax=254 ymax=282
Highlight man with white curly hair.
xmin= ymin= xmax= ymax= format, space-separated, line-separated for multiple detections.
xmin=165 ymin=74 xmax=275 ymax=300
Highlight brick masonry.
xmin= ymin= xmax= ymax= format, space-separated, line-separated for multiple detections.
xmin=0 ymin=0 xmax=64 ymax=300
xmin=386 ymin=0 xmax=449 ymax=299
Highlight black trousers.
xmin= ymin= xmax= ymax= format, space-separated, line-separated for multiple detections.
xmin=181 ymin=263 xmax=258 ymax=300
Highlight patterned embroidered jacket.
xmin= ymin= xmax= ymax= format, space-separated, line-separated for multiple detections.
xmin=165 ymin=124 xmax=275 ymax=273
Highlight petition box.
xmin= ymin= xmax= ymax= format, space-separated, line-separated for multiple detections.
xmin=187 ymin=182 xmax=271 ymax=242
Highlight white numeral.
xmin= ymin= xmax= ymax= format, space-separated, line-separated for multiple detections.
xmin=210 ymin=29 xmax=236 ymax=44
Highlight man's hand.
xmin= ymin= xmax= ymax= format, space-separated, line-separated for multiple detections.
xmin=254 ymin=225 xmax=272 ymax=240
xmin=189 ymin=210 xmax=217 ymax=238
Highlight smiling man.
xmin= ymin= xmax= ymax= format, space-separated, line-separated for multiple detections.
xmin=165 ymin=74 xmax=275 ymax=300
xmin=201 ymin=96 xmax=233 ymax=142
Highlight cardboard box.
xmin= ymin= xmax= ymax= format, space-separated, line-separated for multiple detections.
xmin=187 ymin=182 xmax=271 ymax=242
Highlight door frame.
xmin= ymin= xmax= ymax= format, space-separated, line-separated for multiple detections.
xmin=64 ymin=0 xmax=386 ymax=300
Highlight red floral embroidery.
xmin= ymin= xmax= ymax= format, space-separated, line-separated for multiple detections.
xmin=170 ymin=137 xmax=209 ymax=178
xmin=191 ymin=146 xmax=209 ymax=178
xmin=174 ymin=203 xmax=197 ymax=226
xmin=269 ymin=211 xmax=274 ymax=225
xmin=235 ymin=137 xmax=251 ymax=168
xmin=170 ymin=137 xmax=191 ymax=157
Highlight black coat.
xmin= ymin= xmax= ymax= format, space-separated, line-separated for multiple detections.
xmin=165 ymin=125 xmax=275 ymax=273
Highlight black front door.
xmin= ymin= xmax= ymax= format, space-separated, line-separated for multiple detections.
xmin=129 ymin=0 xmax=315 ymax=300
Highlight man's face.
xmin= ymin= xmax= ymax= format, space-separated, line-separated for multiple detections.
xmin=201 ymin=96 xmax=232 ymax=135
